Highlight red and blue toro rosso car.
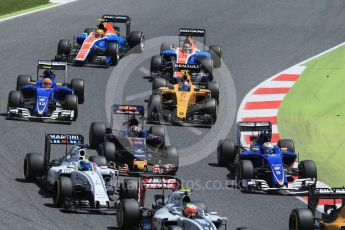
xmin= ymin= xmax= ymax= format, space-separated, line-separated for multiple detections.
xmin=55 ymin=15 xmax=144 ymax=66
xmin=217 ymin=122 xmax=317 ymax=193
xmin=7 ymin=61 xmax=84 ymax=122
xmin=150 ymin=28 xmax=222 ymax=82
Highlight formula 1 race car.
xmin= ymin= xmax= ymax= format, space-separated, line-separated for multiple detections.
xmin=23 ymin=133 xmax=119 ymax=211
xmin=150 ymin=28 xmax=222 ymax=80
xmin=116 ymin=176 xmax=237 ymax=230
xmin=89 ymin=104 xmax=179 ymax=175
xmin=147 ymin=67 xmax=218 ymax=125
xmin=55 ymin=15 xmax=144 ymax=66
xmin=217 ymin=122 xmax=317 ymax=193
xmin=7 ymin=61 xmax=84 ymax=122
xmin=289 ymin=186 xmax=345 ymax=230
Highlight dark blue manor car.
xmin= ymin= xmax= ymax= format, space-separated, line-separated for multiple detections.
xmin=217 ymin=122 xmax=317 ymax=194
xmin=55 ymin=15 xmax=144 ymax=66
xmin=7 ymin=61 xmax=84 ymax=122
xmin=89 ymin=104 xmax=179 ymax=175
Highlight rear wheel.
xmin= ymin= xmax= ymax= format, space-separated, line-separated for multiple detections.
xmin=57 ymin=39 xmax=71 ymax=55
xmin=71 ymin=79 xmax=85 ymax=104
xmin=106 ymin=42 xmax=119 ymax=66
xmin=16 ymin=74 xmax=32 ymax=90
xmin=53 ymin=176 xmax=73 ymax=207
xmin=164 ymin=146 xmax=179 ymax=174
xmin=147 ymin=95 xmax=161 ymax=123
xmin=289 ymin=208 xmax=314 ymax=230
xmin=99 ymin=142 xmax=116 ymax=162
xmin=117 ymin=199 xmax=140 ymax=229
xmin=150 ymin=55 xmax=162 ymax=77
xmin=64 ymin=94 xmax=78 ymax=121
xmin=24 ymin=153 xmax=44 ymax=181
xmin=89 ymin=122 xmax=107 ymax=149
xmin=167 ymin=226 xmax=183 ymax=230
xmin=205 ymin=98 xmax=217 ymax=124
xmin=209 ymin=45 xmax=222 ymax=68
xmin=119 ymin=179 xmax=139 ymax=200
xmin=278 ymin=139 xmax=295 ymax=152
xmin=129 ymin=31 xmax=144 ymax=53
xmin=89 ymin=155 xmax=107 ymax=167
xmin=160 ymin=42 xmax=174 ymax=53
xmin=8 ymin=91 xmax=23 ymax=109
xmin=149 ymin=126 xmax=165 ymax=148
xmin=298 ymin=160 xmax=317 ymax=179
xmin=152 ymin=77 xmax=167 ymax=92
xmin=83 ymin=28 xmax=95 ymax=35
xmin=217 ymin=139 xmax=236 ymax=167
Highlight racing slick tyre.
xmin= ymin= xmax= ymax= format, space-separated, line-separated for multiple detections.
xmin=99 ymin=142 xmax=116 ymax=162
xmin=164 ymin=146 xmax=179 ymax=174
xmin=117 ymin=199 xmax=140 ymax=229
xmin=57 ymin=39 xmax=71 ymax=55
xmin=152 ymin=77 xmax=167 ymax=93
xmin=205 ymin=98 xmax=217 ymax=124
xmin=16 ymin=74 xmax=32 ymax=90
xmin=71 ymin=79 xmax=85 ymax=104
xmin=147 ymin=95 xmax=162 ymax=123
xmin=83 ymin=27 xmax=95 ymax=35
xmin=167 ymin=226 xmax=183 ymax=230
xmin=89 ymin=155 xmax=107 ymax=167
xmin=201 ymin=58 xmax=214 ymax=81
xmin=289 ymin=208 xmax=314 ymax=230
xmin=192 ymin=201 xmax=208 ymax=212
xmin=207 ymin=81 xmax=219 ymax=104
xmin=24 ymin=153 xmax=44 ymax=181
xmin=150 ymin=55 xmax=162 ymax=78
xmin=209 ymin=45 xmax=222 ymax=68
xmin=89 ymin=122 xmax=107 ymax=149
xmin=106 ymin=42 xmax=120 ymax=66
xmin=277 ymin=139 xmax=295 ymax=152
xmin=120 ymin=179 xmax=139 ymax=200
xmin=298 ymin=160 xmax=317 ymax=179
xmin=64 ymin=94 xmax=78 ymax=121
xmin=160 ymin=42 xmax=174 ymax=53
xmin=149 ymin=126 xmax=165 ymax=148
xmin=129 ymin=31 xmax=144 ymax=53
xmin=53 ymin=176 xmax=73 ymax=207
xmin=235 ymin=160 xmax=254 ymax=188
xmin=8 ymin=90 xmax=23 ymax=109
xmin=217 ymin=139 xmax=236 ymax=167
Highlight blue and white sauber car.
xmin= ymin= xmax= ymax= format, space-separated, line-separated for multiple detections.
xmin=23 ymin=134 xmax=119 ymax=210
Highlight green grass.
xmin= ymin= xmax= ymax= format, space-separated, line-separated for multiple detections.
xmin=278 ymin=44 xmax=345 ymax=186
xmin=0 ymin=0 xmax=49 ymax=16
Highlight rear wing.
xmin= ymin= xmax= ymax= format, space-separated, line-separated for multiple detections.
xmin=112 ymin=104 xmax=144 ymax=115
xmin=141 ymin=176 xmax=181 ymax=190
xmin=308 ymin=187 xmax=345 ymax=213
xmin=174 ymin=63 xmax=201 ymax=73
xmin=46 ymin=134 xmax=84 ymax=144
xmin=101 ymin=14 xmax=130 ymax=23
xmin=179 ymin=28 xmax=205 ymax=37
xmin=37 ymin=60 xmax=67 ymax=82
xmin=237 ymin=121 xmax=272 ymax=132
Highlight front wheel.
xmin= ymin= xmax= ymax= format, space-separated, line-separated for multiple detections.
xmin=53 ymin=176 xmax=73 ymax=207
xmin=289 ymin=208 xmax=314 ymax=230
xmin=106 ymin=42 xmax=119 ymax=66
xmin=64 ymin=94 xmax=78 ymax=121
xmin=205 ymin=98 xmax=217 ymax=124
xmin=117 ymin=199 xmax=140 ymax=229
xmin=71 ymin=79 xmax=85 ymax=104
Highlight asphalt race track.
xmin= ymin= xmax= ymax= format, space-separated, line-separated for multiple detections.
xmin=0 ymin=0 xmax=345 ymax=229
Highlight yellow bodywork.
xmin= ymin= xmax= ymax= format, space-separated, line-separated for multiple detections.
xmin=133 ymin=160 xmax=148 ymax=171
xmin=320 ymin=206 xmax=345 ymax=229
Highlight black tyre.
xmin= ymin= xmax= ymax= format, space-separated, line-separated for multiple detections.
xmin=89 ymin=155 xmax=107 ymax=167
xmin=57 ymin=39 xmax=71 ymax=55
xmin=192 ymin=201 xmax=207 ymax=212
xmin=53 ymin=176 xmax=73 ymax=207
xmin=289 ymin=208 xmax=314 ymax=230
xmin=167 ymin=226 xmax=183 ymax=230
xmin=298 ymin=160 xmax=317 ymax=179
xmin=99 ymin=142 xmax=116 ymax=162
xmin=149 ymin=126 xmax=165 ymax=147
xmin=71 ymin=79 xmax=85 ymax=104
xmin=160 ymin=42 xmax=174 ymax=53
xmin=89 ymin=122 xmax=107 ymax=149
xmin=106 ymin=42 xmax=119 ymax=66
xmin=16 ymin=74 xmax=32 ymax=90
xmin=120 ymin=179 xmax=139 ymax=200
xmin=24 ymin=153 xmax=44 ymax=181
xmin=205 ymin=98 xmax=217 ymax=124
xmin=201 ymin=58 xmax=214 ymax=81
xmin=235 ymin=160 xmax=254 ymax=187
xmin=207 ymin=81 xmax=219 ymax=103
xmin=64 ymin=94 xmax=78 ymax=120
xmin=147 ymin=95 xmax=161 ymax=122
xmin=209 ymin=45 xmax=222 ymax=68
xmin=129 ymin=31 xmax=144 ymax=53
xmin=84 ymin=28 xmax=95 ymax=35
xmin=217 ymin=139 xmax=236 ymax=167
xmin=117 ymin=199 xmax=140 ymax=229
xmin=152 ymin=77 xmax=167 ymax=92
xmin=8 ymin=91 xmax=23 ymax=109
xmin=150 ymin=55 xmax=162 ymax=77
xmin=164 ymin=146 xmax=179 ymax=174
xmin=278 ymin=139 xmax=295 ymax=152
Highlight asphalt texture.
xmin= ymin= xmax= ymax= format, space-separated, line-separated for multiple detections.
xmin=0 ymin=0 xmax=345 ymax=229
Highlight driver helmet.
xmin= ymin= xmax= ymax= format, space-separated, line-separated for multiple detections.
xmin=43 ymin=78 xmax=52 ymax=88
xmin=183 ymin=202 xmax=198 ymax=218
xmin=128 ymin=116 xmax=139 ymax=127
xmin=182 ymin=42 xmax=192 ymax=53
xmin=78 ymin=160 xmax=92 ymax=171
xmin=262 ymin=142 xmax=274 ymax=154
xmin=43 ymin=69 xmax=54 ymax=79
xmin=95 ymin=29 xmax=105 ymax=38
